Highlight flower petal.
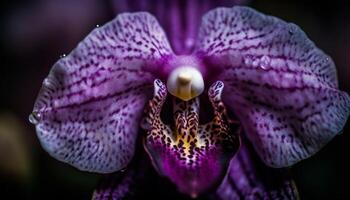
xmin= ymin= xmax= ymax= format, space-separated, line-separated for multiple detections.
xmin=142 ymin=80 xmax=240 ymax=197
xmin=92 ymin=156 xmax=150 ymax=200
xmin=30 ymin=12 xmax=173 ymax=173
xmin=195 ymin=6 xmax=350 ymax=167
xmin=92 ymin=171 xmax=135 ymax=200
xmin=92 ymin=152 xmax=203 ymax=200
xmin=214 ymin=139 xmax=298 ymax=200
xmin=112 ymin=0 xmax=246 ymax=54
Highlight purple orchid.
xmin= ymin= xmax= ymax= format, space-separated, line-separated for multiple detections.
xmin=29 ymin=3 xmax=350 ymax=199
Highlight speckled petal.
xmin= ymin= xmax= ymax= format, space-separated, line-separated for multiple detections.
xmin=92 ymin=157 xmax=151 ymax=200
xmin=30 ymin=12 xmax=173 ymax=173
xmin=112 ymin=0 xmax=247 ymax=54
xmin=142 ymin=80 xmax=240 ymax=197
xmin=92 ymin=171 xmax=135 ymax=200
xmin=214 ymin=139 xmax=298 ymax=200
xmin=195 ymin=6 xmax=350 ymax=167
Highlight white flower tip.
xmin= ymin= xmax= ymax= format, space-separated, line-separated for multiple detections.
xmin=166 ymin=66 xmax=204 ymax=101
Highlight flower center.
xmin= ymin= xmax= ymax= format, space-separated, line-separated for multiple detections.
xmin=141 ymin=79 xmax=240 ymax=197
xmin=166 ymin=66 xmax=204 ymax=101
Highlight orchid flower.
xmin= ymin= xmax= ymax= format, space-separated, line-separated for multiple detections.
xmin=29 ymin=3 xmax=350 ymax=199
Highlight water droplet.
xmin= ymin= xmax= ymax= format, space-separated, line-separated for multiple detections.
xmin=29 ymin=111 xmax=41 ymax=125
xmin=60 ymin=54 xmax=66 ymax=58
xmin=120 ymin=167 xmax=127 ymax=172
xmin=260 ymin=55 xmax=271 ymax=70
xmin=288 ymin=24 xmax=297 ymax=35
xmin=96 ymin=24 xmax=100 ymax=28
xmin=43 ymin=78 xmax=52 ymax=87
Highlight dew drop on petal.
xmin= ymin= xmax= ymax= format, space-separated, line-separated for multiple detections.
xmin=260 ymin=55 xmax=271 ymax=70
xmin=29 ymin=111 xmax=41 ymax=125
xmin=288 ymin=24 xmax=297 ymax=35
xmin=43 ymin=78 xmax=52 ymax=88
xmin=288 ymin=29 xmax=294 ymax=35
xmin=324 ymin=57 xmax=330 ymax=63
xmin=96 ymin=24 xmax=100 ymax=28
xmin=60 ymin=54 xmax=66 ymax=58
xmin=120 ymin=167 xmax=126 ymax=172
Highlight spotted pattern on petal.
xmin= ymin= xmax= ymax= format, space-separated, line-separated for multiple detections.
xmin=92 ymin=157 xmax=151 ymax=200
xmin=31 ymin=13 xmax=173 ymax=173
xmin=142 ymin=80 xmax=240 ymax=196
xmin=196 ymin=6 xmax=350 ymax=167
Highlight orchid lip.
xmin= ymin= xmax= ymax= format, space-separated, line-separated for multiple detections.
xmin=142 ymin=79 xmax=240 ymax=196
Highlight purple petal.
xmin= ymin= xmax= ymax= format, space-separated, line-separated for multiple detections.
xmin=195 ymin=6 xmax=350 ymax=167
xmin=92 ymin=152 xmax=207 ymax=200
xmin=112 ymin=0 xmax=247 ymax=54
xmin=30 ymin=12 xmax=173 ymax=173
xmin=142 ymin=80 xmax=240 ymax=197
xmin=214 ymin=139 xmax=298 ymax=200
xmin=92 ymin=155 xmax=150 ymax=200
xmin=92 ymin=171 xmax=135 ymax=200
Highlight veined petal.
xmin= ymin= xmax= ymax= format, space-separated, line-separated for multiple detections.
xmin=112 ymin=0 xmax=246 ymax=54
xmin=30 ymin=12 xmax=173 ymax=173
xmin=214 ymin=139 xmax=298 ymax=200
xmin=195 ymin=6 xmax=350 ymax=167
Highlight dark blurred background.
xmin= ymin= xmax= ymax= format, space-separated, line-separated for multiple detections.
xmin=0 ymin=0 xmax=349 ymax=199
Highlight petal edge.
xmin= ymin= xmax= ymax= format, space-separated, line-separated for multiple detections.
xmin=31 ymin=12 xmax=173 ymax=173
xmin=196 ymin=6 xmax=350 ymax=167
